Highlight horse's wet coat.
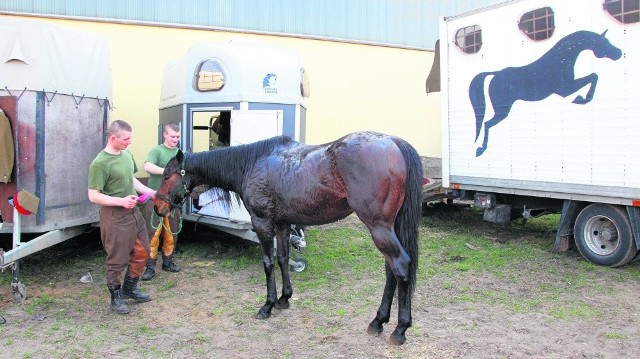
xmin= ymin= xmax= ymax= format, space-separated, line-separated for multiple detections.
xmin=154 ymin=131 xmax=423 ymax=345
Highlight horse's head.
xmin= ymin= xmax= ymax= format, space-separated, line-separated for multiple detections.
xmin=153 ymin=150 xmax=192 ymax=217
xmin=592 ymin=30 xmax=622 ymax=60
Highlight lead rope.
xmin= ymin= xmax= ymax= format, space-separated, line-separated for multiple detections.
xmin=149 ymin=208 xmax=183 ymax=235
xmin=167 ymin=207 xmax=183 ymax=235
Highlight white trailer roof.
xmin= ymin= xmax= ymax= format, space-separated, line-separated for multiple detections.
xmin=160 ymin=39 xmax=306 ymax=109
xmin=0 ymin=17 xmax=111 ymax=99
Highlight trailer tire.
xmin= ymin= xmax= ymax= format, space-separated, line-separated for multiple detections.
xmin=290 ymin=258 xmax=308 ymax=273
xmin=574 ymin=204 xmax=637 ymax=267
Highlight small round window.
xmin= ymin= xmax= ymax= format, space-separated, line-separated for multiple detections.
xmin=194 ymin=60 xmax=225 ymax=91
xmin=455 ymin=25 xmax=482 ymax=54
xmin=518 ymin=7 xmax=555 ymax=40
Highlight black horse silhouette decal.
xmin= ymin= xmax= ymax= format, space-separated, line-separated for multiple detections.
xmin=470 ymin=30 xmax=622 ymax=157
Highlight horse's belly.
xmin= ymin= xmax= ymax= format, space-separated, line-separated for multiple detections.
xmin=275 ymin=183 xmax=350 ymax=222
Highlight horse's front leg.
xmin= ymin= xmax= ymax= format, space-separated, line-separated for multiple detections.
xmin=255 ymin=229 xmax=278 ymax=320
xmin=274 ymin=224 xmax=293 ymax=309
xmin=572 ymin=73 xmax=598 ymax=104
xmin=555 ymin=73 xmax=598 ymax=104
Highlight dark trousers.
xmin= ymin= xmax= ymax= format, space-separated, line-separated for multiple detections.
xmin=100 ymin=206 xmax=150 ymax=287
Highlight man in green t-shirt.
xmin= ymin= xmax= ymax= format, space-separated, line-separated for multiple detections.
xmin=142 ymin=122 xmax=182 ymax=281
xmin=88 ymin=120 xmax=157 ymax=314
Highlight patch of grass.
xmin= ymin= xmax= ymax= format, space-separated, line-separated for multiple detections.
xmin=315 ymin=325 xmax=339 ymax=335
xmin=296 ymin=227 xmax=383 ymax=292
xmin=156 ymin=280 xmax=176 ymax=291
xmin=605 ymin=332 xmax=625 ymax=339
xmin=25 ymin=294 xmax=56 ymax=315
xmin=194 ymin=333 xmax=209 ymax=343
xmin=548 ymin=302 xmax=601 ymax=319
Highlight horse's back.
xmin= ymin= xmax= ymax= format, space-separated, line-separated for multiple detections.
xmin=330 ymin=132 xmax=407 ymax=174
xmin=250 ymin=132 xmax=411 ymax=226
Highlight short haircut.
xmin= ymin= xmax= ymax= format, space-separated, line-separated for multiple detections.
xmin=108 ymin=119 xmax=132 ymax=137
xmin=164 ymin=122 xmax=180 ymax=133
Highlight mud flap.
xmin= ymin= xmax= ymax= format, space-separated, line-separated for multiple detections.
xmin=553 ymin=200 xmax=585 ymax=252
xmin=626 ymin=206 xmax=640 ymax=250
xmin=483 ymin=204 xmax=511 ymax=225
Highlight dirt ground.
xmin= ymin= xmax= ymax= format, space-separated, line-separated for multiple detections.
xmin=1 ymin=211 xmax=640 ymax=358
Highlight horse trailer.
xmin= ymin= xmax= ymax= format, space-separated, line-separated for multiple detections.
xmin=0 ymin=18 xmax=111 ymax=301
xmin=158 ymin=39 xmax=309 ymax=246
xmin=429 ymin=0 xmax=640 ymax=267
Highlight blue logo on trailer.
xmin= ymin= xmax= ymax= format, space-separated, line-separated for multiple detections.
xmin=470 ymin=30 xmax=622 ymax=157
xmin=263 ymin=73 xmax=278 ymax=94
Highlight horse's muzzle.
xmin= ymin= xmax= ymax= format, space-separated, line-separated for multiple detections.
xmin=154 ymin=205 xmax=169 ymax=217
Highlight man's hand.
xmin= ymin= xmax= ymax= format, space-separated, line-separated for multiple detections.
xmin=122 ymin=195 xmax=137 ymax=209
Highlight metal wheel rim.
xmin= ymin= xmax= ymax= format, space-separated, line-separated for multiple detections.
xmin=583 ymin=214 xmax=620 ymax=256
xmin=291 ymin=260 xmax=306 ymax=272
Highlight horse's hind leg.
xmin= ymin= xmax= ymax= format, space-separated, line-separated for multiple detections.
xmin=368 ymin=263 xmax=396 ymax=335
xmin=366 ymin=225 xmax=412 ymax=345
xmin=477 ymin=110 xmax=510 ymax=157
xmin=390 ymin=276 xmax=412 ymax=345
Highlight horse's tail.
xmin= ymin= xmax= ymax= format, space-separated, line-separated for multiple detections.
xmin=469 ymin=72 xmax=494 ymax=141
xmin=393 ymin=138 xmax=422 ymax=295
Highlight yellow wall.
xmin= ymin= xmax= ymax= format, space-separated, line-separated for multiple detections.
xmin=8 ymin=15 xmax=441 ymax=176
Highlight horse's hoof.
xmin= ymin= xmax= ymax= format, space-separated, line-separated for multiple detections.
xmin=475 ymin=147 xmax=485 ymax=157
xmin=367 ymin=323 xmax=383 ymax=335
xmin=388 ymin=334 xmax=406 ymax=346
xmin=275 ymin=300 xmax=290 ymax=309
xmin=573 ymin=95 xmax=587 ymax=104
xmin=255 ymin=309 xmax=271 ymax=320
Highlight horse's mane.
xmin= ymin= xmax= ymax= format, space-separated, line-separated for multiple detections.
xmin=184 ymin=135 xmax=293 ymax=196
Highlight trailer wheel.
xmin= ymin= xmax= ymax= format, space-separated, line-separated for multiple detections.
xmin=290 ymin=258 xmax=308 ymax=273
xmin=574 ymin=204 xmax=637 ymax=267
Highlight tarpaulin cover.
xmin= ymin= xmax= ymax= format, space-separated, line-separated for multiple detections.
xmin=0 ymin=16 xmax=111 ymax=99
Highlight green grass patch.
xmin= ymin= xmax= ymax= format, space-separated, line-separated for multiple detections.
xmin=547 ymin=302 xmax=601 ymax=320
xmin=605 ymin=332 xmax=625 ymax=339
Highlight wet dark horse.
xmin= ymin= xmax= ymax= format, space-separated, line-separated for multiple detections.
xmin=153 ymin=132 xmax=422 ymax=345
xmin=471 ymin=30 xmax=622 ymax=157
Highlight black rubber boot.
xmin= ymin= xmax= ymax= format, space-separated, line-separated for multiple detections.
xmin=109 ymin=285 xmax=130 ymax=314
xmin=141 ymin=266 xmax=155 ymax=281
xmin=122 ymin=276 xmax=152 ymax=302
xmin=162 ymin=258 xmax=181 ymax=273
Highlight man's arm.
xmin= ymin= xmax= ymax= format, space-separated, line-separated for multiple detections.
xmin=133 ymin=177 xmax=156 ymax=199
xmin=88 ymin=188 xmax=136 ymax=209
xmin=144 ymin=161 xmax=164 ymax=176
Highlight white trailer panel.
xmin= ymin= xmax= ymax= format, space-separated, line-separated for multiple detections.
xmin=441 ymin=0 xmax=640 ymax=204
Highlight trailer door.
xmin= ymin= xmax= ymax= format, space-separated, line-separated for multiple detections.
xmin=230 ymin=110 xmax=283 ymax=146
xmin=227 ymin=110 xmax=283 ymax=222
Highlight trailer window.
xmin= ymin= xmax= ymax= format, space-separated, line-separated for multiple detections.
xmin=603 ymin=0 xmax=640 ymax=24
xmin=455 ymin=25 xmax=482 ymax=54
xmin=194 ymin=60 xmax=225 ymax=91
xmin=518 ymin=7 xmax=555 ymax=40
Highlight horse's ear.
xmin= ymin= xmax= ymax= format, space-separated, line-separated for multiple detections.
xmin=602 ymin=29 xmax=608 ymax=37
xmin=176 ymin=150 xmax=184 ymax=163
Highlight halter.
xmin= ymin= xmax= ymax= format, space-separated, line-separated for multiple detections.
xmin=155 ymin=167 xmax=191 ymax=210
